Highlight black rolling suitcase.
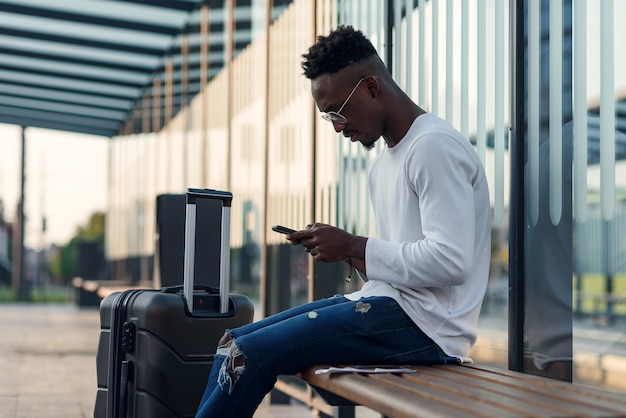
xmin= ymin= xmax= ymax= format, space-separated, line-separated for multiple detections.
xmin=94 ymin=189 xmax=254 ymax=418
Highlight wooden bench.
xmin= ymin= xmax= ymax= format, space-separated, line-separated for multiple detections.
xmin=291 ymin=363 xmax=626 ymax=418
xmin=71 ymin=277 xmax=146 ymax=305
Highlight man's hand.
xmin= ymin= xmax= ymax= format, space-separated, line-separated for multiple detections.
xmin=287 ymin=223 xmax=366 ymax=264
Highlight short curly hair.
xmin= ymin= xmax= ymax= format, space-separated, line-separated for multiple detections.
xmin=301 ymin=25 xmax=378 ymax=80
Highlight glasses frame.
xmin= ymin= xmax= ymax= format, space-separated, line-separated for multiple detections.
xmin=321 ymin=77 xmax=366 ymax=124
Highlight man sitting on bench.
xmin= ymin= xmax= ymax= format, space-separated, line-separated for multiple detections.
xmin=195 ymin=25 xmax=492 ymax=418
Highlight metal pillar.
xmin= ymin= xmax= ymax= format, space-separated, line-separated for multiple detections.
xmin=13 ymin=126 xmax=29 ymax=300
xmin=508 ymin=0 xmax=526 ymax=372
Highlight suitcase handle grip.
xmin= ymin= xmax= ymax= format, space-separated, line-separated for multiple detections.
xmin=162 ymin=285 xmax=219 ymax=294
xmin=186 ymin=188 xmax=232 ymax=206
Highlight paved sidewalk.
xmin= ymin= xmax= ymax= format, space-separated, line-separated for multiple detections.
xmin=0 ymin=303 xmax=315 ymax=418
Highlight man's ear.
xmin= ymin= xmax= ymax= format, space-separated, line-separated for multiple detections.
xmin=365 ymin=76 xmax=379 ymax=98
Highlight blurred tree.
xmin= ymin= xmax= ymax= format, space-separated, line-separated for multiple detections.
xmin=48 ymin=211 xmax=105 ymax=284
xmin=77 ymin=211 xmax=105 ymax=243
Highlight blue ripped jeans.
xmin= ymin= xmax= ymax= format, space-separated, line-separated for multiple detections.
xmin=195 ymin=296 xmax=449 ymax=418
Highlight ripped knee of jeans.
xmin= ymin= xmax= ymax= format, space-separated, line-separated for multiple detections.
xmin=216 ymin=333 xmax=246 ymax=394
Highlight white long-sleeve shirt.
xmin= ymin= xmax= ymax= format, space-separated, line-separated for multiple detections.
xmin=345 ymin=113 xmax=491 ymax=359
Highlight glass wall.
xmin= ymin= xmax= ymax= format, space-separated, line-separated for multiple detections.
xmin=571 ymin=0 xmax=626 ymax=391
xmin=515 ymin=0 xmax=626 ymax=390
xmin=104 ymin=0 xmax=626 ymax=394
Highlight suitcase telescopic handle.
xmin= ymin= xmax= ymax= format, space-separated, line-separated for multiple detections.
xmin=183 ymin=188 xmax=232 ymax=314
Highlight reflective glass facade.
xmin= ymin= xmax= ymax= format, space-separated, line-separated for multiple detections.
xmin=105 ymin=0 xmax=626 ymax=393
xmin=514 ymin=0 xmax=626 ymax=389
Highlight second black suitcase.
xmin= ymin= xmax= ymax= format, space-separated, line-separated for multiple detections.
xmin=94 ymin=189 xmax=254 ymax=418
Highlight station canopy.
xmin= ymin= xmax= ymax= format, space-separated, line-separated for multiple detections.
xmin=0 ymin=0 xmax=213 ymax=137
xmin=1 ymin=0 xmax=625 ymax=162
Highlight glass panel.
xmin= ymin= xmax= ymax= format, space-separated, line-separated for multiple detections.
xmin=472 ymin=0 xmax=510 ymax=370
xmin=522 ymin=0 xmax=574 ymax=382
xmin=523 ymin=0 xmax=626 ymax=391
xmin=571 ymin=0 xmax=626 ymax=391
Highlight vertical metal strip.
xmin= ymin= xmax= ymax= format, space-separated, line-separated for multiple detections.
xmin=309 ymin=0 xmax=318 ymax=303
xmin=494 ymin=0 xmax=505 ymax=227
xmin=364 ymin=146 xmax=372 ymax=235
xmin=508 ymin=0 xmax=526 ymax=373
xmin=142 ymin=94 xmax=150 ymax=135
xmin=220 ymin=206 xmax=231 ymax=313
xmin=141 ymin=94 xmax=151 ymax=285
xmin=394 ymin=0 xmax=402 ymax=82
xmin=183 ymin=202 xmax=196 ymax=313
xmin=166 ymin=58 xmax=174 ymax=191
xmin=550 ymin=0 xmax=563 ymax=225
xmin=261 ymin=0 xmax=273 ymax=319
xmin=355 ymin=0 xmax=367 ymax=236
xmin=182 ymin=34 xmax=189 ymax=188
xmin=405 ymin=0 xmax=413 ymax=96
xmin=165 ymin=58 xmax=173 ymax=123
xmin=153 ymin=77 xmax=161 ymax=133
xmin=201 ymin=6 xmax=209 ymax=187
xmin=385 ymin=0 xmax=394 ymax=75
xmin=573 ymin=0 xmax=587 ymax=222
xmin=226 ymin=0 xmax=234 ymax=192
xmin=338 ymin=139 xmax=345 ymax=230
xmin=445 ymin=0 xmax=453 ymax=122
xmin=353 ymin=147 xmax=360 ymax=235
xmin=15 ymin=127 xmax=27 ymax=299
xmin=600 ymin=0 xmax=615 ymax=221
xmin=528 ymin=0 xmax=540 ymax=226
xmin=431 ymin=0 xmax=439 ymax=114
xmin=460 ymin=0 xmax=468 ymax=137
xmin=152 ymin=77 xmax=161 ymax=192
xmin=418 ymin=0 xmax=425 ymax=108
xmin=476 ymin=0 xmax=486 ymax=164
xmin=346 ymin=142 xmax=354 ymax=233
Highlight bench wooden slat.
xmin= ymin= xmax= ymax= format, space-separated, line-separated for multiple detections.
xmin=409 ymin=365 xmax=616 ymax=417
xmin=428 ymin=364 xmax=626 ymax=415
xmin=366 ymin=373 xmax=518 ymax=417
xmin=299 ymin=364 xmax=626 ymax=418
xmin=300 ymin=367 xmax=506 ymax=418
xmin=396 ymin=367 xmax=567 ymax=416
xmin=464 ymin=363 xmax=626 ymax=407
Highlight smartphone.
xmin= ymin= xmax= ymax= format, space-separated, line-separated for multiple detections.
xmin=272 ymin=225 xmax=296 ymax=235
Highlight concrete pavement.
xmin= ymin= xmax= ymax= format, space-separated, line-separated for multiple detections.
xmin=0 ymin=303 xmax=315 ymax=418
xmin=0 ymin=304 xmax=98 ymax=417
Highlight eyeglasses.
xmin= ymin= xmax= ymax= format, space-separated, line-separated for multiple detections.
xmin=321 ymin=77 xmax=365 ymax=124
